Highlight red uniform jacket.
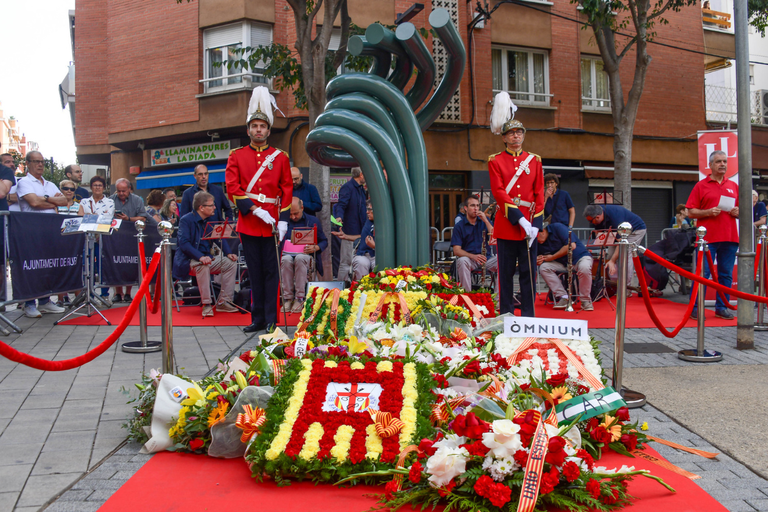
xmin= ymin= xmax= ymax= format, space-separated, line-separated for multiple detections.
xmin=225 ymin=144 xmax=292 ymax=237
xmin=488 ymin=149 xmax=545 ymax=240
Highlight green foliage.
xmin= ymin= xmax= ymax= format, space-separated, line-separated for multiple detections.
xmin=749 ymin=0 xmax=768 ymax=35
xmin=43 ymin=158 xmax=67 ymax=185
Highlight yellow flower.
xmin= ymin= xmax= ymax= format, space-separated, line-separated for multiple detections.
xmin=350 ymin=361 xmax=365 ymax=370
xmin=406 ymin=275 xmax=416 ymax=283
xmin=330 ymin=425 xmax=355 ymax=463
xmin=550 ymin=386 xmax=573 ymax=403
xmin=298 ymin=422 xmax=324 ymax=460
xmin=377 ymin=361 xmax=394 ymax=372
xmin=641 ymin=422 xmax=649 ymax=431
xmin=181 ymin=383 xmax=207 ymax=407
xmin=207 ymin=401 xmax=229 ymax=428
xmin=266 ymin=360 xmax=313 ymax=460
xmin=399 ymin=363 xmax=418 ymax=450
xmin=234 ymin=371 xmax=249 ymax=390
xmin=600 ymin=415 xmax=623 ymax=442
xmin=431 ymin=276 xmax=440 ymax=283
xmin=324 ymin=360 xmax=338 ymax=368
xmin=341 ymin=336 xmax=367 ymax=355
xmin=365 ymin=424 xmax=383 ymax=460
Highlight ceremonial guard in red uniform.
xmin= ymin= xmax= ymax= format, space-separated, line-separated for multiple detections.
xmin=488 ymin=92 xmax=544 ymax=316
xmin=226 ymin=86 xmax=292 ymax=332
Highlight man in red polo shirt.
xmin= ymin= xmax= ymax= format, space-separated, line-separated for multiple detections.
xmin=686 ymin=150 xmax=739 ymax=320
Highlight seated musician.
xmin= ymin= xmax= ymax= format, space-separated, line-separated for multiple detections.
xmin=536 ymin=222 xmax=594 ymax=311
xmin=352 ymin=201 xmax=375 ymax=281
xmin=451 ymin=195 xmax=497 ymax=291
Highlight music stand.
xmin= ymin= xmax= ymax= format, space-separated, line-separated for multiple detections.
xmin=56 ymin=216 xmax=116 ymax=325
xmin=586 ymin=229 xmax=618 ymax=310
xmin=589 ymin=189 xmax=623 ymax=206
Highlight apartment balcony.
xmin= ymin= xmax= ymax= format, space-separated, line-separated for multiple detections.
xmin=702 ymin=8 xmax=735 ymax=71
xmin=705 ymin=84 xmax=766 ymax=124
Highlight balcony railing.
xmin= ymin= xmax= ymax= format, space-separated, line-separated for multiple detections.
xmin=702 ymin=8 xmax=732 ymax=30
xmin=705 ymin=84 xmax=764 ymax=124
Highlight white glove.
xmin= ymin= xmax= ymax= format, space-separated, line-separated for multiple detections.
xmin=518 ymin=217 xmax=534 ymax=240
xmin=277 ymin=221 xmax=288 ymax=242
xmin=528 ymin=227 xmax=539 ymax=247
xmin=252 ymin=207 xmax=275 ymax=226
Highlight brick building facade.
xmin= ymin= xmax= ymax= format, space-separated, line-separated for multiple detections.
xmin=71 ymin=0 xmax=735 ymax=242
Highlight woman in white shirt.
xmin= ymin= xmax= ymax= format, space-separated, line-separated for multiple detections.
xmin=78 ymin=175 xmax=114 ymax=216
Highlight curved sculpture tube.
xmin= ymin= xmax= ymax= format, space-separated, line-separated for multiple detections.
xmin=306 ymin=126 xmax=396 ymax=269
xmin=364 ymin=24 xmax=414 ymax=92
xmin=326 ymin=74 xmax=430 ymax=265
xmin=415 ymin=8 xmax=467 ymax=130
xmin=395 ymin=22 xmax=436 ymax=112
xmin=315 ymin=109 xmax=417 ymax=267
xmin=348 ymin=35 xmax=392 ymax=79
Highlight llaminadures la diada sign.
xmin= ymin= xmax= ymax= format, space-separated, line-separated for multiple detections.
xmin=151 ymin=140 xmax=233 ymax=167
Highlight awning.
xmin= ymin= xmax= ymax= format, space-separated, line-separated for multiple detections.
xmin=135 ymin=163 xmax=226 ymax=189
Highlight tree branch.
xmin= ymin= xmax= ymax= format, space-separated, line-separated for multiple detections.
xmin=331 ymin=1 xmax=351 ymax=70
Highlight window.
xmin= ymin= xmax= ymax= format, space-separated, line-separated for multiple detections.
xmin=492 ymin=47 xmax=550 ymax=106
xmin=202 ymin=21 xmax=272 ymax=94
xmin=581 ymin=57 xmax=611 ymax=110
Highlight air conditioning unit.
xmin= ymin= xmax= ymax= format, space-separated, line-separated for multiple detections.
xmin=757 ymin=90 xmax=768 ymax=125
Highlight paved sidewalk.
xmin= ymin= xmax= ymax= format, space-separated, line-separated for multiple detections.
xmin=0 ymin=307 xmax=767 ymax=511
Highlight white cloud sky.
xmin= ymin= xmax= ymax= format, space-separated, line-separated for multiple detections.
xmin=0 ymin=1 xmax=77 ymax=165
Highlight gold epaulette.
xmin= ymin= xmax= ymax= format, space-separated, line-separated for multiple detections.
xmin=229 ymin=147 xmax=243 ymax=155
xmin=529 ymin=152 xmax=542 ymax=163
xmin=488 ymin=151 xmax=502 ymax=162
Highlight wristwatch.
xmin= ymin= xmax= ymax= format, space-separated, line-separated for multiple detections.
xmin=44 ymin=195 xmax=49 ymax=200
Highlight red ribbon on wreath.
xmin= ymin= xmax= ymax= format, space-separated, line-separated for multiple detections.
xmin=235 ymin=404 xmax=266 ymax=443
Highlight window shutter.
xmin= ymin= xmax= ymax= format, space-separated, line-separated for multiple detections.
xmin=328 ymin=28 xmax=341 ymax=51
xmin=250 ymin=22 xmax=272 ymax=50
xmin=204 ymin=23 xmax=243 ymax=49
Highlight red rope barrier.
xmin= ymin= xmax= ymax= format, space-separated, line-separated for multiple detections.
xmin=137 ymin=240 xmax=161 ymax=314
xmin=755 ymin=242 xmax=762 ymax=280
xmin=642 ymin=248 xmax=768 ymax=304
xmin=703 ymin=249 xmax=738 ymax=311
xmin=0 ymin=249 xmax=163 ymax=371
xmin=634 ymin=251 xmax=702 ymax=338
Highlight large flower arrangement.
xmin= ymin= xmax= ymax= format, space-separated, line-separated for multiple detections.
xmin=246 ymin=356 xmax=436 ymax=484
xmin=435 ymin=292 xmax=497 ymax=319
xmin=351 ymin=266 xmax=460 ymax=294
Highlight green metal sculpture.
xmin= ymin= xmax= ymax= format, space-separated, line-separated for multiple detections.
xmin=306 ymin=8 xmax=466 ymax=269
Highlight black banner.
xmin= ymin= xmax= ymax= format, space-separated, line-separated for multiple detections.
xmin=99 ymin=222 xmax=162 ymax=286
xmin=8 ymin=212 xmax=85 ymax=301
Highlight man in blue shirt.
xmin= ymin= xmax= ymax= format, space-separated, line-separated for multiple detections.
xmin=543 ymin=174 xmax=575 ymax=227
xmin=451 ymin=195 xmax=497 ymax=291
xmin=279 ymin=197 xmax=328 ymax=313
xmin=537 ymin=222 xmax=594 ymax=310
xmin=583 ymin=203 xmax=646 ymax=286
xmin=173 ymin=191 xmax=238 ymax=317
xmin=291 ymin=167 xmax=322 ymax=216
xmin=0 ymin=154 xmax=17 ymax=211
xmin=352 ymin=201 xmax=376 ymax=280
xmin=64 ymin=164 xmax=90 ymax=202
xmin=753 ymin=190 xmax=766 ymax=228
xmin=179 ymin=164 xmax=234 ymax=222
xmin=332 ymin=168 xmax=367 ymax=282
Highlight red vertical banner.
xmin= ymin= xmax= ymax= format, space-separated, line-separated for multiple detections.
xmin=697 ymin=130 xmax=739 ymax=182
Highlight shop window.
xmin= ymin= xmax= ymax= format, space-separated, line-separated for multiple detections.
xmin=581 ymin=56 xmax=611 ymax=111
xmin=492 ymin=46 xmax=550 ymax=106
xmin=202 ymin=21 xmax=272 ymax=94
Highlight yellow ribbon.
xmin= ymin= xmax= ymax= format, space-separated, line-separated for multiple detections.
xmin=368 ymin=408 xmax=405 ymax=438
xmin=235 ymin=404 xmax=266 ymax=443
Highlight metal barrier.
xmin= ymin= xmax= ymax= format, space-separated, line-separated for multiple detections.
xmin=121 ymin=220 xmax=161 ymax=354
xmin=158 ymin=221 xmax=176 ymax=374
xmin=756 ymin=224 xmax=768 ymax=331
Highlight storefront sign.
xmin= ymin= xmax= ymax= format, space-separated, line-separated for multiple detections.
xmin=697 ymin=130 xmax=738 ymax=181
xmin=151 ymin=140 xmax=233 ymax=167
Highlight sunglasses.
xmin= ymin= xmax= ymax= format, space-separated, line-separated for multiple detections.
xmin=61 ymin=187 xmax=76 ymax=192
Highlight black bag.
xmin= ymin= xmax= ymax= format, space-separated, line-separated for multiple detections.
xmin=182 ymin=283 xmax=221 ymax=305
xmin=591 ymin=277 xmax=616 ymax=302
xmin=234 ymin=287 xmax=251 ymax=313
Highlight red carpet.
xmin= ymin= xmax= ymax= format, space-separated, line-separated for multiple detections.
xmin=99 ymin=447 xmax=726 ymax=512
xmin=58 ymin=295 xmax=734 ymax=330
xmin=531 ymin=294 xmax=735 ymax=329
xmin=58 ymin=305 xmax=302 ymax=327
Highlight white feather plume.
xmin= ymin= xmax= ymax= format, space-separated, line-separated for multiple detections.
xmin=247 ymin=86 xmax=274 ymax=126
xmin=490 ymin=91 xmax=518 ymax=135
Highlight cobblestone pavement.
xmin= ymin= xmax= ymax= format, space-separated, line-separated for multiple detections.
xmin=1 ymin=307 xmax=767 ymax=511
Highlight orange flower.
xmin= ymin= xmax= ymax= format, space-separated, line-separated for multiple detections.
xmin=550 ymin=386 xmax=573 ymax=403
xmin=207 ymin=402 xmax=229 ymax=428
xmin=600 ymin=414 xmax=622 ymax=442
xmin=380 ymin=338 xmax=395 ymax=347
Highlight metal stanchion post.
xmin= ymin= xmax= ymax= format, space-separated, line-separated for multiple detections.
xmin=755 ymin=225 xmax=768 ymax=331
xmin=122 ymin=220 xmax=162 ymax=353
xmin=679 ymin=226 xmax=723 ymax=362
xmin=158 ymin=221 xmax=176 ymax=374
xmin=613 ymin=222 xmax=646 ymax=408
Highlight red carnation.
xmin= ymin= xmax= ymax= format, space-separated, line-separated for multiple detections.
xmin=562 ymin=460 xmax=581 ymax=482
xmin=248 ymin=374 xmax=260 ymax=386
xmin=384 ymin=479 xmax=399 ymax=500
xmin=284 ymin=345 xmax=295 ymax=358
xmin=451 ymin=413 xmax=490 ymax=439
xmin=546 ymin=373 xmax=568 ymax=387
xmin=461 ymin=440 xmax=491 ymax=457
xmin=545 ymin=436 xmax=568 ymax=467
xmin=586 ymin=479 xmax=602 ymax=499
xmin=602 ymin=488 xmax=621 ymax=505
xmin=189 ymin=438 xmax=204 ymax=451
xmin=418 ymin=438 xmax=437 ymax=457
xmin=586 ymin=417 xmax=600 ymax=430
xmin=238 ymin=351 xmax=254 ymax=363
xmin=621 ymin=433 xmax=638 ymax=451
xmin=433 ymin=374 xmax=449 ymax=388
xmin=436 ymin=480 xmax=455 ymax=497
xmin=539 ymin=467 xmax=560 ymax=495
xmin=578 ymin=384 xmax=591 ymax=395
xmin=590 ymin=426 xmax=613 ymax=444
xmin=474 ymin=475 xmax=512 ymax=507
xmin=514 ymin=449 xmax=529 ymax=468
xmin=409 ymin=461 xmax=423 ymax=484
xmin=512 ymin=410 xmax=539 ymax=446
xmin=462 ymin=361 xmax=482 ymax=376
xmin=615 ymin=406 xmax=631 ymax=422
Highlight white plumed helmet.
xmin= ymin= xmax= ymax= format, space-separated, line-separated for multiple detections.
xmin=490 ymin=91 xmax=523 ymax=135
xmin=246 ymin=86 xmax=281 ymax=127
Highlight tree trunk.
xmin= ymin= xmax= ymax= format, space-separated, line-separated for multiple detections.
xmin=613 ymin=126 xmax=633 ymax=210
xmin=307 ymin=101 xmax=332 ymax=279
